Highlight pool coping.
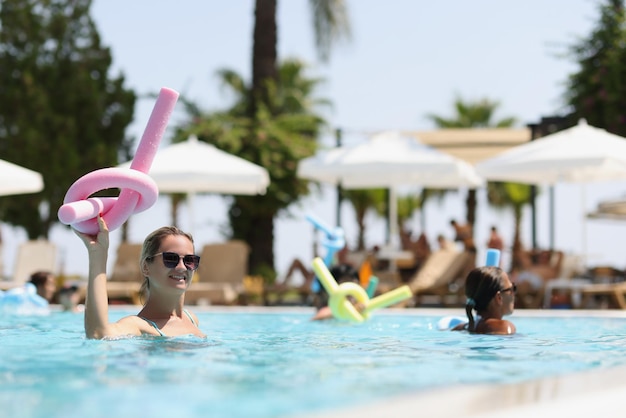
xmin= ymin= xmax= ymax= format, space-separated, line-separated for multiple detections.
xmin=105 ymin=305 xmax=626 ymax=417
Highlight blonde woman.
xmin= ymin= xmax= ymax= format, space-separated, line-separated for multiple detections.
xmin=75 ymin=216 xmax=205 ymax=339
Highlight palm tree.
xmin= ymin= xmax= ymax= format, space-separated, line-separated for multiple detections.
xmin=426 ymin=96 xmax=531 ymax=260
xmin=237 ymin=0 xmax=350 ymax=274
xmin=487 ymin=182 xmax=532 ymax=269
xmin=175 ymin=59 xmax=329 ymax=280
xmin=341 ymin=188 xmax=386 ymax=250
xmin=426 ymin=95 xmax=517 ymax=226
xmin=426 ymin=97 xmax=516 ymax=128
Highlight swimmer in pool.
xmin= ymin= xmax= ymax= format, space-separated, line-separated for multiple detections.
xmin=311 ymin=263 xmax=365 ymax=321
xmin=74 ymin=216 xmax=205 ymax=339
xmin=452 ymin=266 xmax=516 ymax=335
xmin=28 ymin=271 xmax=57 ymax=303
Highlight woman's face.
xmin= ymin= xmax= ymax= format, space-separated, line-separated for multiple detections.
xmin=40 ymin=275 xmax=57 ymax=302
xmin=144 ymin=235 xmax=195 ymax=292
xmin=497 ymin=272 xmax=516 ymax=315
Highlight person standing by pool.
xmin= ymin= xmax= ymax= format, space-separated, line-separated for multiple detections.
xmin=74 ymin=216 xmax=205 ymax=339
xmin=452 ymin=266 xmax=516 ymax=335
xmin=486 ymin=225 xmax=504 ymax=253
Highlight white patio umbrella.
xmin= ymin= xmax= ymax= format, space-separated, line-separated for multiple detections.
xmin=475 ymin=119 xmax=626 ymax=184
xmin=0 ymin=159 xmax=43 ymax=277
xmin=298 ymin=131 xmax=485 ymax=245
xmin=0 ymin=159 xmax=44 ymax=197
xmin=119 ymin=135 xmax=270 ymax=230
xmin=475 ymin=119 xmax=626 ymax=255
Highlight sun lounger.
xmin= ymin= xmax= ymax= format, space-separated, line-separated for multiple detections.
xmin=406 ymin=247 xmax=471 ymax=307
xmin=185 ymin=240 xmax=250 ymax=305
xmin=580 ymin=282 xmax=626 ymax=309
xmin=0 ymin=240 xmax=57 ymax=291
xmin=107 ymin=242 xmax=143 ymax=304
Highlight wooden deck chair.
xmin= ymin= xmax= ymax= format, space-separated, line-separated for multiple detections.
xmin=0 ymin=240 xmax=57 ymax=290
xmin=580 ymin=281 xmax=626 ymax=309
xmin=406 ymin=247 xmax=471 ymax=307
xmin=185 ymin=240 xmax=250 ymax=305
xmin=262 ymin=258 xmax=314 ymax=306
xmin=106 ymin=242 xmax=143 ymax=304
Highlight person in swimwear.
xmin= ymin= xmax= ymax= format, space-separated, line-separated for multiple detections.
xmin=452 ymin=266 xmax=516 ymax=335
xmin=74 ymin=216 xmax=205 ymax=339
xmin=311 ymin=263 xmax=365 ymax=321
xmin=28 ymin=271 xmax=57 ymax=303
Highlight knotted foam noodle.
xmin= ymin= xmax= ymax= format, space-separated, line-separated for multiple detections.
xmin=311 ymin=257 xmax=412 ymax=322
xmin=58 ymin=87 xmax=179 ymax=234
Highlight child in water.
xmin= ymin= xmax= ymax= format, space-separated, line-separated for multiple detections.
xmin=311 ymin=263 xmax=364 ymax=320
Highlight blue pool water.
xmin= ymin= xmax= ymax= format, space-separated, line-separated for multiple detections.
xmin=1 ymin=309 xmax=626 ymax=418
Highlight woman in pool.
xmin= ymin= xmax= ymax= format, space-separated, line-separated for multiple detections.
xmin=452 ymin=266 xmax=516 ymax=335
xmin=75 ymin=216 xmax=205 ymax=339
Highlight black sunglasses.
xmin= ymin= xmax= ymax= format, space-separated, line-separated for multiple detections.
xmin=500 ymin=283 xmax=517 ymax=294
xmin=150 ymin=252 xmax=201 ymax=271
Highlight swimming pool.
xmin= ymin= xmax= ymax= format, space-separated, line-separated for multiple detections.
xmin=1 ymin=307 xmax=625 ymax=418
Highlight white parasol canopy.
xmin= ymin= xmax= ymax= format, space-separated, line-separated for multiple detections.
xmin=476 ymin=119 xmax=626 ymax=257
xmin=119 ymin=135 xmax=270 ymax=230
xmin=125 ymin=134 xmax=271 ymax=195
xmin=298 ymin=131 xmax=484 ymax=244
xmin=475 ymin=119 xmax=626 ymax=184
xmin=0 ymin=159 xmax=44 ymax=197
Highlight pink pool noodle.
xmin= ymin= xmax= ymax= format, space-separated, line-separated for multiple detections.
xmin=130 ymin=87 xmax=179 ymax=172
xmin=58 ymin=87 xmax=179 ymax=234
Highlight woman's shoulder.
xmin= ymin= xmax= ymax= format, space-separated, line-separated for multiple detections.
xmin=117 ymin=314 xmax=163 ymax=336
xmin=476 ymin=318 xmax=516 ymax=335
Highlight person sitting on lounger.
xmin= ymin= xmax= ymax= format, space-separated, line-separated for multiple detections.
xmin=311 ymin=263 xmax=365 ymax=321
xmin=74 ymin=216 xmax=205 ymax=339
xmin=452 ymin=266 xmax=516 ymax=335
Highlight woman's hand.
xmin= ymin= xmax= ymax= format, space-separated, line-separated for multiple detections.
xmin=73 ymin=215 xmax=110 ymax=254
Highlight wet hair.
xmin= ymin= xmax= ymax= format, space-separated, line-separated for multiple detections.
xmin=138 ymin=226 xmax=195 ymax=303
xmin=58 ymin=285 xmax=78 ymax=295
xmin=464 ymin=266 xmax=507 ymax=331
xmin=29 ymin=271 xmax=53 ymax=288
xmin=314 ymin=263 xmax=360 ymax=310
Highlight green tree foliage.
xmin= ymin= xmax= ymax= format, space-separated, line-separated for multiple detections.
xmin=565 ymin=0 xmax=626 ymax=135
xmin=0 ymin=0 xmax=135 ymax=239
xmin=486 ymin=181 xmax=532 ymax=266
xmin=217 ymin=0 xmax=350 ymax=276
xmin=341 ymin=188 xmax=386 ymax=250
xmin=426 ymin=96 xmax=516 ymax=128
xmin=175 ymin=59 xmax=327 ymax=280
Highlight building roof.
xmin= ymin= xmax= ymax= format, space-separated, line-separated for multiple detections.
xmin=403 ymin=128 xmax=532 ymax=165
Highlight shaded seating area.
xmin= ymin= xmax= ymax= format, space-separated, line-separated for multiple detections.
xmin=185 ymin=240 xmax=250 ymax=305
xmin=263 ymin=258 xmax=314 ymax=306
xmin=106 ymin=242 xmax=144 ymax=304
xmin=405 ymin=246 xmax=472 ymax=307
xmin=510 ymin=248 xmax=564 ymax=308
xmin=0 ymin=240 xmax=57 ymax=290
xmin=580 ymin=282 xmax=626 ymax=309
xmin=579 ymin=267 xmax=626 ymax=309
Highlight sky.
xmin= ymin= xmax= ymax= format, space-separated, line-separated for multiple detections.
xmin=5 ymin=0 xmax=626 ymax=282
